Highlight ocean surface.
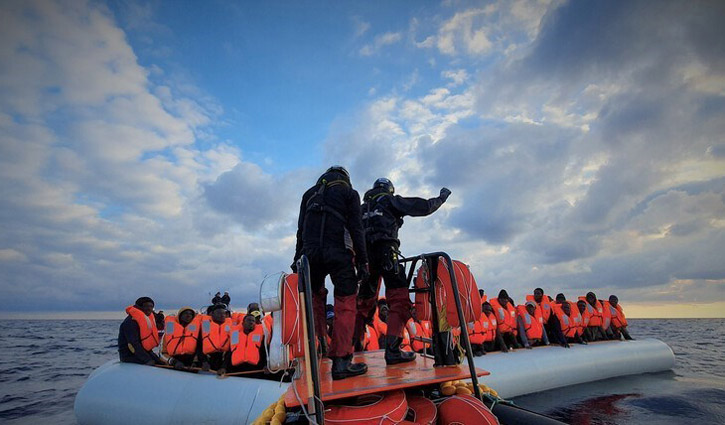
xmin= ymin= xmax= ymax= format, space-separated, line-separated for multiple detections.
xmin=0 ymin=319 xmax=723 ymax=424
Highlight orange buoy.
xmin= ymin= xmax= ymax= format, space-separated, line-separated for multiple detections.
xmin=325 ymin=389 xmax=408 ymax=425
xmin=405 ymin=395 xmax=436 ymax=425
xmin=414 ymin=259 xmax=481 ymax=328
xmin=437 ymin=394 xmax=499 ymax=425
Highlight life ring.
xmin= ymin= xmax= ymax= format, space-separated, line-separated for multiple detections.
xmin=414 ymin=258 xmax=481 ymax=328
xmin=325 ymin=389 xmax=408 ymax=425
xmin=281 ymin=273 xmax=304 ymax=358
xmin=405 ymin=395 xmax=436 ymax=425
xmin=437 ymin=394 xmax=499 ymax=425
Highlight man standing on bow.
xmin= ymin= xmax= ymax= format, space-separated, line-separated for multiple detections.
xmin=293 ymin=166 xmax=369 ymax=380
xmin=354 ymin=178 xmax=451 ymax=365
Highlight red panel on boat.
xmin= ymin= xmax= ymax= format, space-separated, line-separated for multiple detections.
xmin=284 ymin=350 xmax=489 ymax=407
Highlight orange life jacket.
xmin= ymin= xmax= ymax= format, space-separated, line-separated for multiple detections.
xmin=420 ymin=320 xmax=432 ymax=338
xmin=525 ymin=294 xmax=552 ymax=322
xmin=230 ymin=325 xmax=264 ymax=366
xmin=163 ymin=314 xmax=201 ymax=356
xmin=373 ymin=316 xmax=387 ymax=338
xmin=604 ymin=301 xmax=628 ymax=329
xmin=599 ymin=299 xmax=612 ymax=330
xmin=401 ymin=328 xmax=412 ymax=352
xmin=468 ymin=312 xmax=492 ymax=345
xmin=516 ymin=305 xmax=543 ymax=341
xmin=578 ymin=297 xmax=603 ymax=327
xmin=230 ymin=312 xmax=245 ymax=326
xmin=481 ymin=295 xmax=488 ymax=303
xmin=125 ymin=306 xmax=160 ymax=352
xmin=483 ymin=312 xmax=497 ymax=342
xmin=552 ymin=304 xmax=577 ymax=338
xmin=565 ymin=301 xmax=584 ymax=335
xmin=488 ymin=298 xmax=517 ymax=334
xmin=406 ymin=319 xmax=427 ymax=352
xmin=363 ymin=325 xmax=379 ymax=351
xmin=200 ymin=316 xmax=232 ymax=355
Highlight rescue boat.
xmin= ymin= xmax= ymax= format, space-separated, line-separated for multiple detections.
xmin=74 ymin=252 xmax=675 ymax=425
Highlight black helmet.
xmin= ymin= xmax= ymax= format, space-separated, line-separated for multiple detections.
xmin=374 ymin=177 xmax=394 ymax=194
xmin=324 ymin=165 xmax=350 ymax=183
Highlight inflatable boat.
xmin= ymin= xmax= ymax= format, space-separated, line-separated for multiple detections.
xmin=75 ymin=253 xmax=675 ymax=424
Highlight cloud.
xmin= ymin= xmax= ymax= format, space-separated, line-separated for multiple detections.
xmin=359 ymin=31 xmax=403 ymax=56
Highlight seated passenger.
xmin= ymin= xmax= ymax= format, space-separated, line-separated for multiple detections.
xmin=489 ymin=290 xmax=519 ymax=351
xmin=373 ymin=303 xmax=389 ymax=348
xmin=226 ymin=314 xmax=266 ymax=374
xmin=579 ymin=292 xmax=607 ymax=341
xmin=552 ymin=301 xmax=587 ymax=346
xmin=525 ymin=288 xmax=553 ymax=345
xmin=516 ymin=301 xmax=545 ymax=349
xmin=468 ymin=302 xmax=493 ymax=356
xmin=200 ymin=303 xmax=232 ymax=375
xmin=604 ymin=295 xmax=633 ymax=340
xmin=406 ymin=306 xmax=428 ymax=353
xmin=163 ymin=307 xmax=201 ymax=370
xmin=576 ymin=299 xmax=593 ymax=342
xmin=362 ymin=323 xmax=380 ymax=351
xmin=118 ymin=297 xmax=165 ymax=366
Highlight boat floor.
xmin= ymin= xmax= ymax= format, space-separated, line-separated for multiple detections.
xmin=284 ymin=349 xmax=489 ymax=407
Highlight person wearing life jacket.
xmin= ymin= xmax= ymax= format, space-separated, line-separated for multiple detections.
xmin=362 ymin=324 xmax=380 ymax=351
xmin=163 ymin=307 xmax=202 ymax=370
xmin=406 ymin=306 xmax=429 ymax=354
xmin=225 ymin=313 xmax=266 ymax=374
xmin=580 ymin=292 xmax=607 ymax=341
xmin=468 ymin=303 xmax=491 ymax=357
xmin=576 ymin=299 xmax=593 ymax=341
xmin=373 ymin=303 xmax=389 ymax=349
xmin=605 ymin=295 xmax=633 ymax=340
xmin=516 ymin=301 xmax=545 ymax=349
xmin=488 ymin=290 xmax=520 ymax=351
xmin=199 ymin=303 xmax=232 ymax=375
xmin=481 ymin=302 xmax=508 ymax=353
xmin=354 ymin=177 xmax=451 ymax=366
xmin=526 ymin=288 xmax=554 ymax=345
xmin=118 ymin=297 xmax=165 ymax=366
xmin=478 ymin=289 xmax=487 ymax=303
xmin=293 ymin=165 xmax=369 ymax=380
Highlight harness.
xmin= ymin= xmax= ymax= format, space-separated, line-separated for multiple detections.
xmin=361 ymin=189 xmax=399 ymax=245
xmin=304 ymin=176 xmax=350 ymax=247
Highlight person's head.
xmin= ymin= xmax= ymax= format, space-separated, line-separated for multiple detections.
xmin=209 ymin=304 xmax=228 ymax=323
xmin=247 ymin=302 xmax=260 ymax=313
xmin=134 ymin=297 xmax=155 ymax=316
xmin=609 ymin=295 xmax=619 ymax=307
xmin=478 ymin=289 xmax=485 ymax=298
xmin=215 ymin=292 xmax=221 ymax=297
xmin=534 ymin=288 xmax=544 ymax=303
xmin=242 ymin=314 xmax=256 ymax=333
xmin=482 ymin=302 xmax=493 ymax=315
xmin=555 ymin=293 xmax=566 ymax=304
xmin=250 ymin=309 xmax=262 ymax=324
xmin=373 ymin=177 xmax=394 ymax=194
xmin=177 ymin=307 xmax=195 ymax=326
xmin=321 ymin=165 xmax=351 ymax=186
xmin=497 ymin=290 xmax=509 ymax=307
xmin=379 ymin=304 xmax=390 ymax=322
xmin=586 ymin=292 xmax=597 ymax=305
xmin=577 ymin=300 xmax=587 ymax=313
xmin=562 ymin=302 xmax=571 ymax=315
xmin=525 ymin=301 xmax=537 ymax=316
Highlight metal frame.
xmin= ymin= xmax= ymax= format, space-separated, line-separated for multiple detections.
xmin=402 ymin=252 xmax=483 ymax=400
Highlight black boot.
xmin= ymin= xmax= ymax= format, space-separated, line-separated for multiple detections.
xmin=331 ymin=355 xmax=367 ymax=380
xmin=384 ymin=335 xmax=416 ymax=365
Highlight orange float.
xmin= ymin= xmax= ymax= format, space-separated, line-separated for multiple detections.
xmin=324 ymin=389 xmax=408 ymax=425
xmin=437 ymin=394 xmax=499 ymax=425
xmin=405 ymin=395 xmax=436 ymax=425
xmin=414 ymin=258 xmax=481 ymax=328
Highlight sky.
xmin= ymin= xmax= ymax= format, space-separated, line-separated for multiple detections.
xmin=0 ymin=0 xmax=724 ymax=318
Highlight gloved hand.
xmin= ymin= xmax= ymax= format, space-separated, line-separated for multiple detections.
xmin=439 ymin=187 xmax=451 ymax=202
xmin=356 ymin=262 xmax=370 ymax=284
xmin=290 ymin=261 xmax=298 ymax=273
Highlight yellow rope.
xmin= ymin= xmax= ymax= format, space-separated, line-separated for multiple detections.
xmin=250 ymin=394 xmax=287 ymax=425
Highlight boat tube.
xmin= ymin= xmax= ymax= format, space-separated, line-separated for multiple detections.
xmin=74 ymin=338 xmax=674 ymax=424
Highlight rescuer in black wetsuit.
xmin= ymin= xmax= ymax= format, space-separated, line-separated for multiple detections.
xmin=353 ymin=178 xmax=451 ymax=365
xmin=293 ymin=165 xmax=369 ymax=380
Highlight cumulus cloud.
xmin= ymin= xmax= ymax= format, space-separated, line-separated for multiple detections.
xmin=359 ymin=31 xmax=403 ymax=56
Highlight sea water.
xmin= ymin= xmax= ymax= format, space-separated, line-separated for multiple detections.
xmin=0 ymin=319 xmax=723 ymax=424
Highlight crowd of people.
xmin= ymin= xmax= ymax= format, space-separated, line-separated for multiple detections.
xmin=118 ymin=165 xmax=633 ymax=381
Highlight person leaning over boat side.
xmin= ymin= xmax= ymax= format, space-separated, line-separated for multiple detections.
xmin=118 ymin=297 xmax=166 ymax=366
xmin=292 ymin=165 xmax=369 ymax=380
xmin=354 ymin=177 xmax=451 ymax=366
xmin=163 ymin=307 xmax=201 ymax=370
xmin=225 ymin=314 xmax=267 ymax=374
xmin=605 ymin=295 xmax=633 ymax=340
xmin=199 ymin=303 xmax=232 ymax=375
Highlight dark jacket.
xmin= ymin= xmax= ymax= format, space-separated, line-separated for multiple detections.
xmin=294 ymin=171 xmax=367 ymax=264
xmin=118 ymin=314 xmax=161 ymax=365
xmin=220 ymin=294 xmax=230 ymax=306
xmin=362 ymin=187 xmax=445 ymax=245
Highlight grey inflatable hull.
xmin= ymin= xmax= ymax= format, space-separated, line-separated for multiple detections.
xmin=471 ymin=338 xmax=675 ymax=399
xmin=75 ymin=338 xmax=674 ymax=424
